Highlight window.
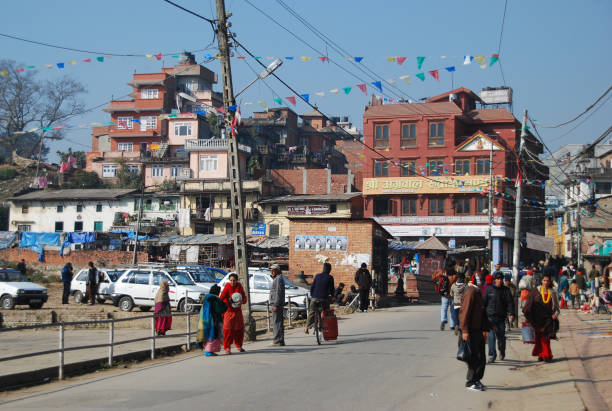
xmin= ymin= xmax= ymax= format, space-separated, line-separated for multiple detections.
xmin=456 ymin=198 xmax=471 ymax=214
xmin=401 ymin=198 xmax=417 ymax=215
xmin=596 ymin=182 xmax=611 ymax=194
xmin=74 ymin=221 xmax=83 ymax=232
xmin=374 ymin=160 xmax=389 ymax=177
xmin=373 ymin=199 xmax=394 ymax=216
xmin=194 ymin=222 xmax=214 ymax=234
xmin=152 ymin=272 xmax=170 ymax=286
xmin=140 ymin=116 xmax=157 ymax=131
xmin=170 ymin=165 xmax=183 ymax=177
xmin=476 ymin=159 xmax=491 ymax=175
xmin=225 ymin=222 xmax=233 ymax=235
xmin=477 ymin=197 xmax=488 ymax=214
xmin=400 ymin=160 xmax=416 ymax=176
xmin=429 ymin=198 xmax=444 ymax=215
xmin=76 ymin=204 xmax=83 ymax=212
xmin=127 ymin=164 xmax=139 ymax=173
xmin=428 ymin=122 xmax=445 ymax=146
xmin=94 ymin=221 xmax=103 ymax=231
xmin=21 ymin=205 xmax=28 ymax=214
xmin=159 ymin=198 xmax=175 ymax=211
xmin=152 ymin=165 xmax=164 ymax=177
xmin=428 ymin=159 xmax=444 ymax=176
xmin=141 ymin=88 xmax=159 ymax=99
xmin=174 ymin=122 xmax=192 ymax=136
xmin=133 ymin=272 xmax=150 ymax=285
xmin=270 ymin=205 xmax=279 ymax=214
xmin=330 ymin=204 xmax=337 ymax=213
xmin=96 ymin=204 xmax=103 ymax=212
xmin=374 ymin=124 xmax=389 ymax=147
xmin=401 ymin=123 xmax=417 ymax=147
xmin=57 ymin=205 xmax=63 ymax=213
xmin=269 ymin=224 xmax=280 ymax=238
xmin=117 ymin=142 xmax=133 ymax=152
xmin=17 ymin=224 xmax=31 ymax=232
xmin=200 ymin=155 xmax=218 ymax=172
xmin=102 ymin=164 xmax=118 ymax=178
xmin=455 ymin=159 xmax=471 ymax=176
xmin=55 ymin=221 xmax=64 ymax=232
xmin=226 ymin=196 xmax=231 ymax=208
xmin=117 ymin=116 xmax=133 ymax=129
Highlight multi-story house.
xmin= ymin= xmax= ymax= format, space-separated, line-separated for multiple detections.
xmin=361 ymin=87 xmax=548 ymax=266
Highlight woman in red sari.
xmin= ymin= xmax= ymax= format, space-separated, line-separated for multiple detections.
xmin=523 ymin=273 xmax=560 ymax=362
xmin=154 ymin=280 xmax=172 ymax=335
xmin=220 ymin=273 xmax=248 ymax=354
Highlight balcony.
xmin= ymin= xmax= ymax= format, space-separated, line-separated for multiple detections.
xmin=175 ymin=168 xmax=193 ymax=180
xmin=184 ymin=138 xmax=251 ymax=153
xmin=182 ymin=179 xmax=263 ymax=193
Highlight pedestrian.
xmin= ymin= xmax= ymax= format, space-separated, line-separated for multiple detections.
xmin=61 ymin=262 xmax=73 ymax=305
xmin=305 ymin=262 xmax=335 ymax=333
xmin=434 ymin=268 xmax=454 ymax=331
xmin=85 ymin=261 xmax=98 ymax=305
xmin=483 ymin=272 xmax=515 ymax=363
xmin=569 ymin=279 xmax=579 ymax=309
xmin=197 ymin=284 xmax=227 ymax=356
xmin=269 ymin=264 xmax=285 ymax=346
xmin=588 ymin=264 xmax=600 ymax=296
xmin=523 ymin=273 xmax=560 ymax=363
xmin=354 ymin=263 xmax=372 ymax=313
xmin=518 ymin=269 xmax=535 ymax=312
xmin=450 ymin=272 xmax=467 ymax=335
xmin=346 ymin=285 xmax=358 ymax=305
xmin=482 ymin=274 xmax=493 ymax=296
xmin=333 ymin=282 xmax=346 ymax=305
xmin=220 ymin=273 xmax=247 ymax=354
xmin=543 ymin=260 xmax=557 ymax=283
xmin=459 ymin=279 xmax=489 ymax=391
xmin=17 ymin=259 xmax=27 ymax=277
xmin=154 ymin=280 xmax=172 ymax=335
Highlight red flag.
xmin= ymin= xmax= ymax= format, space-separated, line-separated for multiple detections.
xmin=397 ymin=56 xmax=407 ymax=65
xmin=215 ymin=106 xmax=225 ymax=113
xmin=286 ymin=96 xmax=296 ymax=106
xmin=82 ymin=58 xmax=91 ymax=63
xmin=318 ymin=56 xmax=328 ymax=62
xmin=515 ymin=158 xmax=522 ymax=188
xmin=428 ymin=70 xmax=440 ymax=82
xmin=356 ymin=84 xmax=368 ymax=95
xmin=16 ymin=68 xmax=24 ymax=72
xmin=237 ymin=56 xmax=246 ymax=60
xmin=231 ymin=105 xmax=242 ymax=137
xmin=155 ymin=53 xmax=162 ymax=60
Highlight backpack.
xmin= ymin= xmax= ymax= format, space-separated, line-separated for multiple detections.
xmin=434 ymin=275 xmax=450 ymax=296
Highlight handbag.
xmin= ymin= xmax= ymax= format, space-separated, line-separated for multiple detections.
xmin=457 ymin=339 xmax=472 ymax=363
xmin=521 ymin=322 xmax=535 ymax=344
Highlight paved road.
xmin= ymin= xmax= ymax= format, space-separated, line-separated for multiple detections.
xmin=0 ymin=305 xmax=584 ymax=410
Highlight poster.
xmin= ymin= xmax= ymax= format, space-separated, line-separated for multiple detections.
xmin=294 ymin=235 xmax=348 ymax=251
xmin=251 ymin=222 xmax=266 ymax=236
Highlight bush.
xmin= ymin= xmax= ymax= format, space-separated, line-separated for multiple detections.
xmin=0 ymin=166 xmax=17 ymax=180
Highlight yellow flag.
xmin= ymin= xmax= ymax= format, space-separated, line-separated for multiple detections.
xmin=474 ymin=56 xmax=486 ymax=68
xmin=300 ymin=56 xmax=311 ymax=61
xmin=151 ymin=144 xmax=159 ymax=150
xmin=0 ymin=70 xmax=7 ymax=77
xmin=146 ymin=54 xmax=153 ymax=60
xmin=387 ymin=56 xmax=396 ymax=62
xmin=69 ymin=61 xmax=77 ymax=65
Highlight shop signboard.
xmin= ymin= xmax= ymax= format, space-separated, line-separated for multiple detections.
xmin=363 ymin=176 xmax=500 ymax=195
xmin=287 ymin=205 xmax=330 ymax=215
xmin=251 ymin=222 xmax=266 ymax=236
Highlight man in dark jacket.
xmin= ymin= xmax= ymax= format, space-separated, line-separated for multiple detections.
xmin=483 ymin=272 xmax=514 ymax=362
xmin=86 ymin=261 xmax=98 ymax=305
xmin=305 ymin=262 xmax=335 ymax=333
xmin=543 ymin=261 xmax=557 ymax=283
xmin=575 ymin=268 xmax=587 ymax=291
xmin=355 ymin=263 xmax=372 ymax=312
xmin=17 ymin=259 xmax=27 ymax=277
xmin=61 ymin=262 xmax=73 ymax=304
xmin=459 ymin=282 xmax=489 ymax=391
xmin=269 ymin=264 xmax=285 ymax=346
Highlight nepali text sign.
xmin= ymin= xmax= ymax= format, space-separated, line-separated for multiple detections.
xmin=287 ymin=205 xmax=330 ymax=215
xmin=251 ymin=222 xmax=266 ymax=236
xmin=363 ymin=176 xmax=499 ymax=195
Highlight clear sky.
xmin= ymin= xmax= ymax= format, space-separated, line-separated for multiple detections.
xmin=1 ymin=0 xmax=610 ymax=163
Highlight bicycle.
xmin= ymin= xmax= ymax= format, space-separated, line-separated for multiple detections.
xmin=309 ymin=299 xmax=329 ymax=345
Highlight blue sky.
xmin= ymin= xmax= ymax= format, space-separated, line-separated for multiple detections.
xmin=1 ymin=0 xmax=610 ymax=162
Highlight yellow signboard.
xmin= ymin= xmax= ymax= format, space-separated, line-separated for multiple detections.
xmin=363 ymin=176 xmax=499 ymax=195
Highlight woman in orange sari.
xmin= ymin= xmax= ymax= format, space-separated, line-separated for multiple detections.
xmin=219 ymin=273 xmax=248 ymax=354
xmin=523 ymin=273 xmax=559 ymax=362
xmin=154 ymin=280 xmax=172 ymax=335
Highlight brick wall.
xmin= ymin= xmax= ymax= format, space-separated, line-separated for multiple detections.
xmin=0 ymin=248 xmax=147 ymax=273
xmin=288 ymin=219 xmax=374 ymax=288
xmin=335 ymin=140 xmax=364 ymax=191
xmin=270 ymin=169 xmax=350 ymax=195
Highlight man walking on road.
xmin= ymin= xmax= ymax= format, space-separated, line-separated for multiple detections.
xmin=86 ymin=261 xmax=98 ymax=305
xmin=483 ymin=272 xmax=514 ymax=362
xmin=269 ymin=264 xmax=285 ymax=346
xmin=588 ymin=264 xmax=600 ymax=296
xmin=61 ymin=262 xmax=73 ymax=304
xmin=459 ymin=281 xmax=489 ymax=392
xmin=435 ymin=268 xmax=455 ymax=331
xmin=305 ymin=262 xmax=335 ymax=333
xmin=355 ymin=263 xmax=372 ymax=313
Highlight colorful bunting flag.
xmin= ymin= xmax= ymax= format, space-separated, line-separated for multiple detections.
xmin=354 ymin=57 xmax=363 ymax=63
xmin=490 ymin=53 xmax=499 ymax=66
xmin=463 ymin=55 xmax=473 ymax=65
xmin=215 ymin=107 xmax=225 ymax=113
xmin=83 ymin=58 xmax=91 ymax=63
xmin=57 ymin=63 xmax=64 ymax=69
xmin=342 ymin=87 xmax=352 ymax=95
xmin=445 ymin=66 xmax=456 ymax=72
xmin=96 ymin=56 xmax=104 ymax=62
xmin=300 ymin=56 xmax=311 ymax=61
xmin=318 ymin=56 xmax=328 ymax=62
xmin=273 ymin=98 xmax=282 ymax=105
xmin=356 ymin=84 xmax=367 ymax=95
xmin=329 ymin=89 xmax=339 ymax=94
xmin=286 ymin=96 xmax=296 ymax=106
xmin=387 ymin=78 xmax=397 ymax=85
xmin=0 ymin=70 xmax=7 ymax=77
xmin=417 ymin=56 xmax=425 ymax=69
xmin=397 ymin=56 xmax=407 ymax=65
xmin=371 ymin=81 xmax=383 ymax=93
xmin=237 ymin=56 xmax=246 ymax=60
xmin=300 ymin=94 xmax=309 ymax=103
xmin=399 ymin=75 xmax=410 ymax=84
xmin=16 ymin=68 xmax=24 ymax=72
xmin=254 ymin=56 xmax=262 ymax=60
xmin=45 ymin=64 xmax=53 ymax=68
xmin=416 ymin=72 xmax=425 ymax=81
xmin=227 ymin=105 xmax=238 ymax=112
xmin=257 ymin=100 xmax=268 ymax=110
xmin=285 ymin=56 xmax=294 ymax=60
xmin=314 ymin=92 xmax=325 ymax=97
xmin=428 ymin=70 xmax=440 ymax=82
xmin=474 ymin=56 xmax=486 ymax=68
xmin=69 ymin=61 xmax=76 ymax=65
xmin=387 ymin=56 xmax=396 ymax=62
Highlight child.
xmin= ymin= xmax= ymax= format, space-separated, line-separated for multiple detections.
xmin=569 ymin=279 xmax=579 ymax=309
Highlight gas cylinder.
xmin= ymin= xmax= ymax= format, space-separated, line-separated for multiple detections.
xmin=321 ymin=308 xmax=338 ymax=340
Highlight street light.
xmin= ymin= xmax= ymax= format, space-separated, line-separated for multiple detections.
xmin=235 ymin=58 xmax=283 ymax=98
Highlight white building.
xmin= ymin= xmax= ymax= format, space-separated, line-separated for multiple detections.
xmin=8 ymin=189 xmax=137 ymax=233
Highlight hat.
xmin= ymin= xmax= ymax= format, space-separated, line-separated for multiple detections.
xmin=361 ymin=263 xmax=367 ymax=268
xmin=494 ymin=272 xmax=504 ymax=280
xmin=270 ymin=264 xmax=280 ymax=271
xmin=527 ymin=270 xmax=533 ymax=275
xmin=504 ymin=274 xmax=512 ymax=281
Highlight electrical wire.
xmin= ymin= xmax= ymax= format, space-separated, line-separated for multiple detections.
xmin=162 ymin=0 xmax=216 ymax=24
xmin=536 ymin=85 xmax=612 ymax=128
xmin=496 ymin=0 xmax=508 ymax=86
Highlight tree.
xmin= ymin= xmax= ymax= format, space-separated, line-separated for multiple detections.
xmin=0 ymin=60 xmax=86 ymax=160
xmin=56 ymin=148 xmax=86 ymax=168
xmin=207 ymin=111 xmax=222 ymax=137
xmin=115 ymin=163 xmax=142 ymax=189
xmin=62 ymin=169 xmax=104 ymax=189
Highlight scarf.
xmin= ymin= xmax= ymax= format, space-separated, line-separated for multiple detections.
xmin=155 ymin=281 xmax=170 ymax=303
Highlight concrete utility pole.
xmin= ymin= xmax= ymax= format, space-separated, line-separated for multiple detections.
xmin=576 ymin=194 xmax=582 ymax=267
xmin=512 ymin=110 xmax=528 ymax=281
xmin=215 ymin=0 xmax=255 ymax=339
xmin=487 ymin=138 xmax=494 ymax=270
xmin=132 ymin=183 xmax=145 ymax=265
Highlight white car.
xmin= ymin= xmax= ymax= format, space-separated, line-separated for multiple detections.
xmin=173 ymin=266 xmax=218 ymax=293
xmin=0 ymin=269 xmax=48 ymax=309
xmin=218 ymin=268 xmax=309 ymax=319
xmin=111 ymin=268 xmax=207 ymax=312
xmin=70 ymin=268 xmax=125 ymax=304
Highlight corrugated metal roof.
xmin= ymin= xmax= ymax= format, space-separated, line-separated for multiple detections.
xmin=257 ymin=193 xmax=362 ymax=204
xmin=414 ymin=236 xmax=449 ymax=251
xmin=9 ymin=189 xmax=138 ymax=201
xmin=364 ymin=102 xmax=463 ymax=118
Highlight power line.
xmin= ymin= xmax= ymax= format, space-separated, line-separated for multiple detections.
xmin=496 ymin=0 xmax=508 ymax=86
xmin=536 ymin=85 xmax=612 ymax=128
xmin=162 ymin=0 xmax=216 ymax=24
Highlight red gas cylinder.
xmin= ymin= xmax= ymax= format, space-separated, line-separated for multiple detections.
xmin=321 ymin=308 xmax=338 ymax=341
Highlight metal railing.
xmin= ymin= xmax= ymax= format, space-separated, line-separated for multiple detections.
xmin=184 ymin=138 xmax=251 ymax=153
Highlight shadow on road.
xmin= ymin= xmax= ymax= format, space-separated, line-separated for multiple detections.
xmin=487 ymin=378 xmax=612 ymax=391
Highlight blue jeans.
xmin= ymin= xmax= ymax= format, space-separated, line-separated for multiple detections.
xmin=487 ymin=317 xmax=506 ymax=359
xmin=451 ymin=306 xmax=460 ymax=329
xmin=441 ymin=297 xmax=456 ymax=328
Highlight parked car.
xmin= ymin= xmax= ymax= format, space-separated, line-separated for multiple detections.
xmin=111 ymin=268 xmax=207 ymax=312
xmin=70 ymin=269 xmax=125 ymax=304
xmin=173 ymin=266 xmax=218 ymax=293
xmin=218 ymin=268 xmax=309 ymax=319
xmin=207 ymin=267 xmax=228 ymax=282
xmin=0 ymin=269 xmax=48 ymax=309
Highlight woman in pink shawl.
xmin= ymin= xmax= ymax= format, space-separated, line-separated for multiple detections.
xmin=154 ymin=280 xmax=172 ymax=335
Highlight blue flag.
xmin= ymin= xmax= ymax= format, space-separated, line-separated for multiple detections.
xmin=371 ymin=81 xmax=383 ymax=92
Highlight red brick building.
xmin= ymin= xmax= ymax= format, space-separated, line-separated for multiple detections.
xmin=362 ymin=87 xmax=547 ymax=266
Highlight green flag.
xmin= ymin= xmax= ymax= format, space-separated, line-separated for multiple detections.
xmin=417 ymin=56 xmax=425 ymax=69
xmin=273 ymin=98 xmax=282 ymax=105
xmin=416 ymin=72 xmax=425 ymax=81
xmin=96 ymin=56 xmax=104 ymax=62
xmin=342 ymin=86 xmax=352 ymax=95
xmin=490 ymin=54 xmax=499 ymax=66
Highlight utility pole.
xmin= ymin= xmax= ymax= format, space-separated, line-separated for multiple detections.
xmin=512 ymin=110 xmax=528 ymax=281
xmin=487 ymin=138 xmax=494 ymax=271
xmin=215 ymin=0 xmax=255 ymax=340
xmin=132 ymin=182 xmax=145 ymax=265
xmin=576 ymin=194 xmax=582 ymax=267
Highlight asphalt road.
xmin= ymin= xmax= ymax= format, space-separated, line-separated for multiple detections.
xmin=0 ymin=305 xmax=584 ymax=410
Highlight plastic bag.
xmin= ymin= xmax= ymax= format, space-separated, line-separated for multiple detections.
xmin=457 ymin=339 xmax=472 ymax=363
xmin=521 ymin=322 xmax=535 ymax=344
